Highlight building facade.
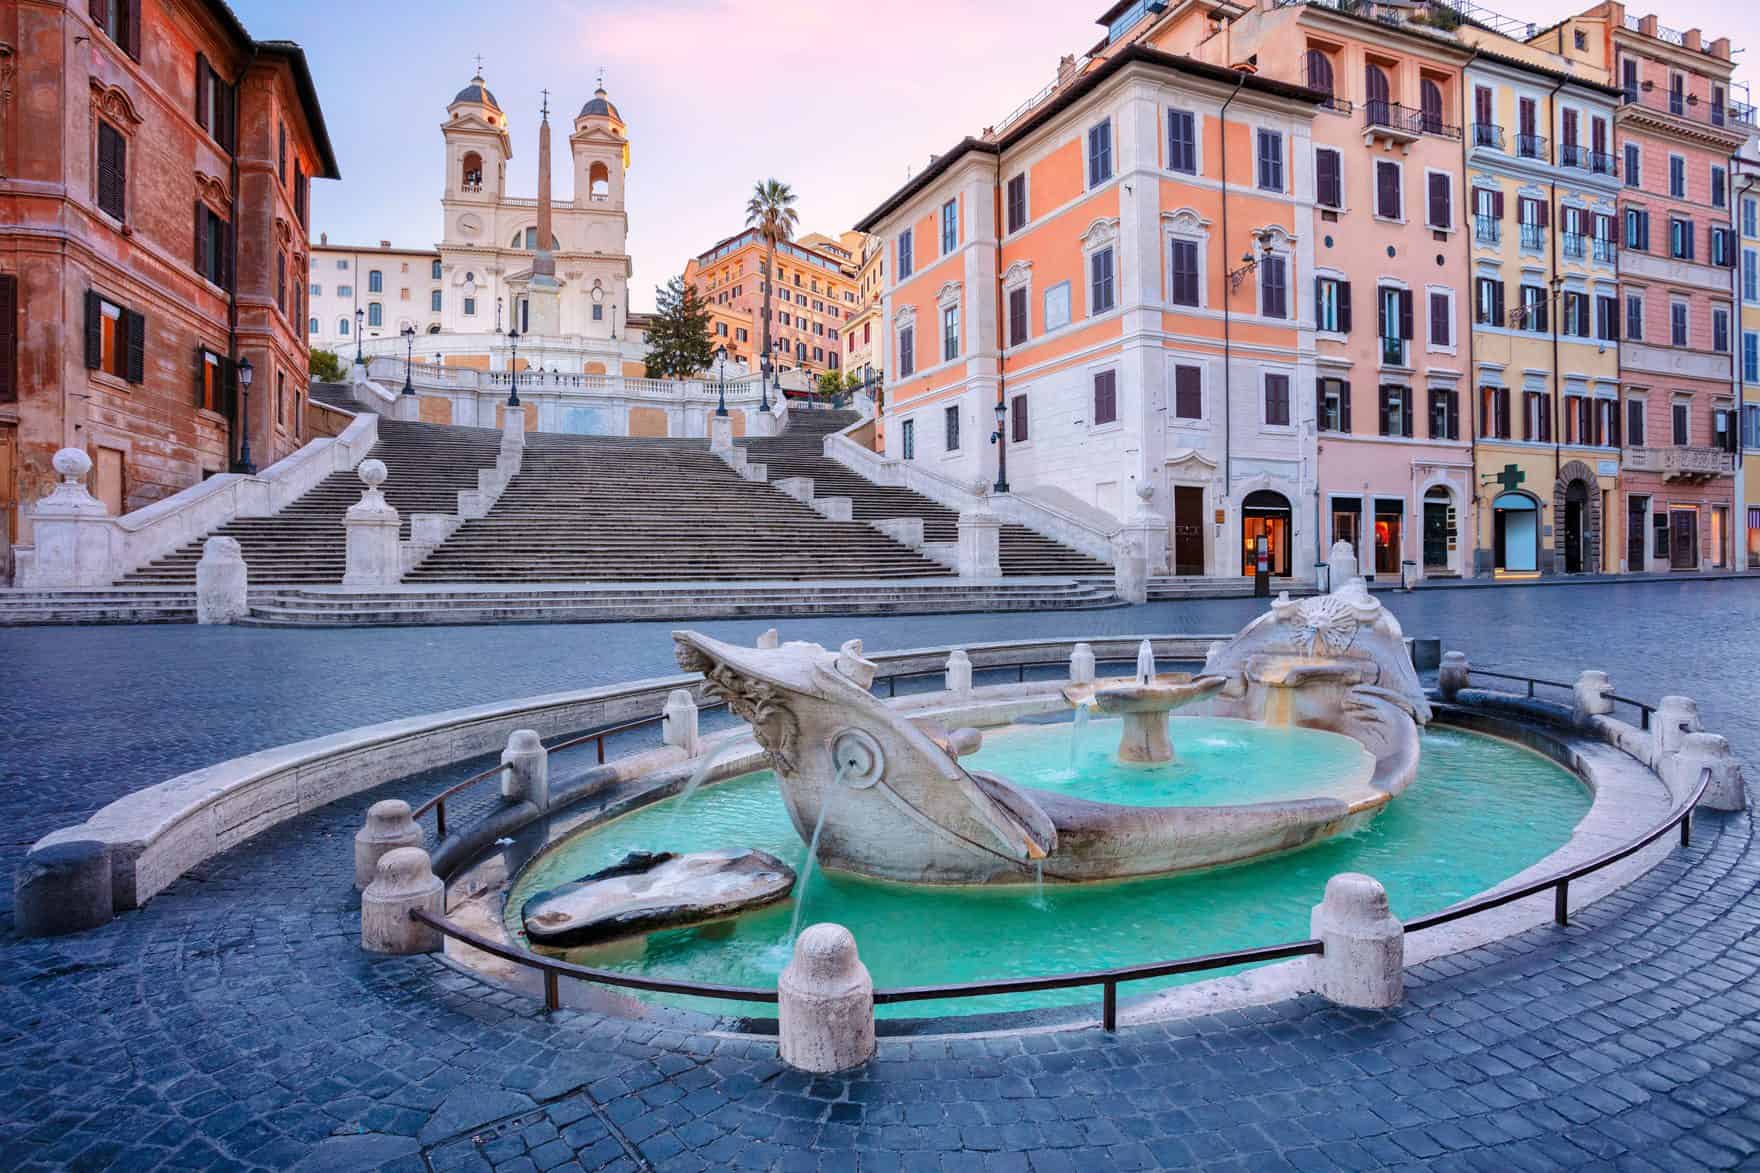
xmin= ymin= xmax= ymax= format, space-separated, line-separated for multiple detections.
xmin=842 ymin=233 xmax=884 ymax=387
xmin=858 ymin=47 xmax=1325 ymax=579
xmin=684 ymin=229 xmax=860 ymax=383
xmin=1735 ymin=132 xmax=1760 ymax=566
xmin=307 ymin=239 xmax=446 ymax=359
xmin=1 ymin=0 xmax=336 ymax=577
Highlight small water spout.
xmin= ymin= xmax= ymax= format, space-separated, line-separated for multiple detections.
xmin=1067 ymin=704 xmax=1091 ymax=775
xmin=1031 ymin=860 xmax=1046 ymax=910
xmin=789 ymin=761 xmax=851 ymax=944
xmin=667 ymin=739 xmax=742 ymax=833
xmin=1136 ymin=639 xmax=1156 ymax=685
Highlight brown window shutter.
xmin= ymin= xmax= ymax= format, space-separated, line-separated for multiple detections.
xmin=124 ymin=308 xmax=145 ymax=383
xmin=1338 ymin=281 xmax=1351 ymax=333
xmin=194 ymin=203 xmax=208 ymax=278
xmin=88 ymin=0 xmax=104 ymax=24
xmin=85 ymin=289 xmax=103 ymax=369
xmin=195 ymin=54 xmax=210 ymax=128
xmin=194 ymin=347 xmax=207 ymax=407
xmin=1493 ymin=190 xmax=1505 ymax=219
xmin=1403 ymin=391 xmax=1414 ymax=438
xmin=125 ymin=0 xmax=141 ymax=59
xmin=1399 ymin=289 xmax=1414 ymax=340
xmin=0 ymin=273 xmax=15 ymax=403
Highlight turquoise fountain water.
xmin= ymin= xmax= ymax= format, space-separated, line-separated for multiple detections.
xmin=506 ymin=723 xmax=1589 ymax=1018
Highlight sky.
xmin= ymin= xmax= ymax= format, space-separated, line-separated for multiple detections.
xmin=233 ymin=0 xmax=1760 ymax=314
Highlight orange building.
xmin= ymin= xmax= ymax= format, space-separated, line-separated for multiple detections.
xmin=857 ymin=44 xmax=1325 ymax=578
xmin=683 ymin=229 xmax=860 ymax=382
xmin=1 ymin=0 xmax=337 ymax=576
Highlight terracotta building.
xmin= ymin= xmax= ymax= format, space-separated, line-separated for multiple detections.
xmin=684 ymin=228 xmax=860 ymax=383
xmin=1 ymin=0 xmax=338 ymax=575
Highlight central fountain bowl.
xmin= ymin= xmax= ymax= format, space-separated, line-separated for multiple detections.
xmin=1062 ymin=640 xmax=1227 ymax=763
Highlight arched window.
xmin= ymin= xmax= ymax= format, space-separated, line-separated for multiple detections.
xmin=511 ymin=227 xmax=561 ymax=250
xmin=1420 ymin=78 xmax=1444 ymax=133
xmin=427 ymin=324 xmax=441 ymax=334
xmin=338 ymin=317 xmax=350 ymax=336
xmin=367 ymin=302 xmax=383 ymax=327
xmin=588 ymin=161 xmax=611 ymax=200
xmin=1304 ymin=48 xmax=1334 ymax=96
xmin=309 ymin=317 xmax=319 ymax=334
xmin=431 ymin=259 xmax=442 ymax=280
xmin=368 ymin=269 xmax=382 ymax=293
xmin=461 ymin=151 xmax=483 ymax=190
xmin=1365 ymin=64 xmax=1391 ymax=125
xmin=1242 ymin=490 xmax=1294 ymax=577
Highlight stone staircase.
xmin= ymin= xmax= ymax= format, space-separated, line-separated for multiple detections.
xmin=404 ymin=431 xmax=954 ymax=583
xmin=739 ymin=410 xmax=1112 ymax=577
xmin=121 ymin=420 xmax=504 ymax=585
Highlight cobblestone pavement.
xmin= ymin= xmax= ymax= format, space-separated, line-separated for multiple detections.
xmin=5 ymin=579 xmax=1760 ymax=1170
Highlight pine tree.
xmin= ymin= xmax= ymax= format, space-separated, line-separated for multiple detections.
xmin=645 ymin=276 xmax=714 ymax=378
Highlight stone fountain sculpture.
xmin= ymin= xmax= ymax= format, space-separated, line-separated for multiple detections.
xmin=1063 ymin=639 xmax=1225 ymax=764
xmin=673 ymin=568 xmax=1427 ymax=886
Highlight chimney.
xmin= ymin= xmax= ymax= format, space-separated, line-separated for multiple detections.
xmin=1710 ymin=36 xmax=1730 ymax=60
xmin=1638 ymin=14 xmax=1658 ymax=37
xmin=1056 ymin=54 xmax=1079 ymax=87
xmin=1681 ymin=28 xmax=1702 ymax=52
xmin=379 ymin=239 xmax=391 ymax=248
xmin=319 ymin=231 xmax=328 ymax=245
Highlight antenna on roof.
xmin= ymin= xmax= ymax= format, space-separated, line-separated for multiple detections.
xmin=540 ymin=88 xmax=550 ymax=119
xmin=473 ymin=53 xmax=485 ymax=75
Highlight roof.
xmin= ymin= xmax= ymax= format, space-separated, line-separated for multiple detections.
xmin=452 ymin=75 xmax=501 ymax=110
xmin=855 ymin=43 xmax=1325 ymax=231
xmin=1465 ymin=43 xmax=1625 ymax=97
xmin=580 ymin=87 xmax=621 ymax=120
xmin=255 ymin=41 xmax=341 ymax=179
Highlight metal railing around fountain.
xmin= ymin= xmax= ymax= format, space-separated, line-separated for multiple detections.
xmin=1464 ymin=668 xmax=1656 ymax=730
xmin=404 ymin=663 xmax=1709 ymax=1030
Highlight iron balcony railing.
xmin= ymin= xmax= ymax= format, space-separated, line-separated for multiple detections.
xmin=1516 ymin=133 xmax=1547 ymax=159
xmin=1474 ymin=215 xmax=1501 ymax=244
xmin=1472 ymin=123 xmax=1504 ymax=149
xmin=1560 ymin=144 xmax=1618 ymax=176
xmin=1366 ymin=100 xmax=1461 ymax=141
xmin=1562 ymin=232 xmax=1587 ymax=260
xmin=1520 ymin=224 xmax=1546 ymax=250
xmin=1623 ymin=86 xmax=1757 ymax=130
xmin=1592 ymin=237 xmax=1617 ymax=263
xmin=1381 ymin=336 xmax=1408 ymax=366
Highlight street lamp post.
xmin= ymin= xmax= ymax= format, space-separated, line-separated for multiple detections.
xmin=714 ymin=345 xmax=729 ymax=417
xmin=991 ymin=395 xmax=1009 ymax=495
xmin=353 ymin=307 xmax=364 ymax=365
xmin=760 ymin=355 xmax=772 ymax=414
xmin=401 ymin=324 xmax=416 ymax=395
xmin=506 ymin=329 xmax=521 ymax=407
xmin=232 ymin=355 xmax=256 ymax=474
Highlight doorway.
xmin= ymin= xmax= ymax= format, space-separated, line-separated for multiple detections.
xmin=0 ymin=424 xmax=15 ymax=581
xmin=1493 ymin=491 xmax=1538 ymax=573
xmin=1331 ymin=498 xmax=1363 ymax=578
xmin=1711 ymin=505 xmax=1729 ymax=569
xmin=94 ymin=446 xmax=125 ymax=516
xmin=1670 ymin=506 xmax=1698 ymax=570
xmin=1172 ymin=485 xmax=1205 ymax=576
xmin=1422 ymin=486 xmax=1452 ymax=572
xmin=1373 ymin=498 xmax=1404 ymax=577
xmin=1628 ymin=495 xmax=1648 ymax=571
xmin=1240 ymin=489 xmax=1292 ymax=577
xmin=1563 ymin=481 xmax=1587 ymax=574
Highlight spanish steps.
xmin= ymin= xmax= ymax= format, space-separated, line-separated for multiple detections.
xmin=738 ymin=409 xmax=1113 ymax=577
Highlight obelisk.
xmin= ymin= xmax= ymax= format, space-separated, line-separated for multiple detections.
xmin=526 ymin=90 xmax=562 ymax=337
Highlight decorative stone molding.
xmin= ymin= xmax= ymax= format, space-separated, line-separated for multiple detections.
xmin=194 ymin=170 xmax=230 ymax=210
xmin=935 ymin=281 xmax=962 ymax=310
xmin=1079 ymin=216 xmax=1120 ymax=250
xmin=1161 ymin=207 xmax=1212 ymax=232
xmin=1001 ymin=260 xmax=1033 ymax=291
xmin=88 ymin=78 xmax=143 ymax=128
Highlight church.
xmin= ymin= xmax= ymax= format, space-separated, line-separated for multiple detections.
xmin=308 ymin=70 xmax=646 ymax=377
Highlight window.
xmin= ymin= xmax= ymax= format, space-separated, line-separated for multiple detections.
xmin=1378 ymin=385 xmax=1413 ymax=437
xmin=1092 ymin=369 xmax=1118 ymax=425
xmin=1712 ymin=166 xmax=1726 ymax=209
xmin=365 ymin=302 xmax=382 ymax=328
xmin=1419 ymin=78 xmax=1445 ymax=134
xmin=940 ymin=200 xmax=958 ymax=255
xmin=896 ymin=229 xmax=914 ymax=280
xmin=308 ymin=317 xmax=319 ymax=335
xmin=96 ymin=120 xmax=126 ymax=222
xmin=901 ymin=418 xmax=915 ymax=460
xmin=1264 ymin=373 xmax=1290 ymax=426
xmin=1745 ymin=198 xmax=1758 ymax=239
xmin=83 ymin=290 xmax=144 ymax=383
xmin=1626 ymin=293 xmax=1644 ymax=342
xmin=1259 ymin=255 xmax=1287 ymax=320
xmin=430 ymin=290 xmax=442 ymax=312
xmin=1671 ymin=301 xmax=1687 ymax=347
xmin=1169 ymin=239 xmax=1199 ymax=307
xmin=462 ymin=296 xmax=476 ymax=316
xmin=1319 ymin=378 xmax=1349 ymax=433
xmin=1168 ymin=110 xmax=1196 ymax=174
xmin=1374 ymin=161 xmax=1401 ymax=220
xmin=1473 ymin=187 xmax=1503 ymax=242
xmin=1256 ymin=130 xmax=1283 ymax=192
xmin=1713 ymin=307 xmax=1730 ymax=353
xmin=1044 ymin=282 xmax=1071 ymax=332
xmin=93 ymin=0 xmax=138 ymax=56
xmin=1005 ymin=175 xmax=1027 ymax=234
xmin=195 ymin=349 xmax=224 ymax=413
xmin=944 ymin=404 xmax=960 ymax=451
xmin=1710 ymin=228 xmax=1733 ymax=268
xmin=1010 ymin=394 xmax=1029 ymax=443
xmin=1315 ymin=277 xmax=1350 ymax=333
xmin=276 ymin=252 xmax=286 ymax=314
xmin=1744 ymin=332 xmax=1760 ymax=385
xmin=1090 ymin=247 xmax=1116 ymax=314
xmin=1007 ymin=286 xmax=1028 ymax=346
xmin=1480 ymin=385 xmax=1511 ymax=439
xmin=1426 ymin=172 xmax=1452 ymax=230
xmin=1428 ymin=290 xmax=1451 ymax=348
xmin=1625 ymin=208 xmax=1649 ymax=252
xmin=1624 ymin=143 xmax=1640 ymax=188
xmin=194 ymin=203 xmax=229 ymax=288
xmin=1304 ymin=48 xmax=1334 ymax=97
xmin=1672 ymin=401 xmax=1689 ymax=446
xmin=1596 ymin=294 xmax=1618 ymax=342
xmin=1575 ymin=28 xmax=1587 ymax=49
xmin=431 ymin=259 xmax=443 ymax=280
xmin=277 ymin=123 xmax=286 ymax=183
xmin=338 ymin=317 xmax=350 ymax=336
xmin=591 ymin=303 xmax=602 ymax=321
xmin=1474 ymin=277 xmax=1504 ymax=327
xmin=1088 ymin=120 xmax=1112 ymax=187
xmin=1669 ymin=155 xmax=1685 ymax=198
xmin=897 ymin=325 xmax=915 ymax=377
xmin=1523 ymin=390 xmax=1552 ymax=442
xmin=193 ymin=54 xmax=235 ymax=152
xmin=337 ymin=284 xmax=352 ymax=299
xmin=1429 ymin=388 xmax=1459 ymax=440
xmin=1669 ymin=218 xmax=1694 ymax=261
xmin=1518 ymin=195 xmax=1547 ymax=249
xmin=1173 ymin=365 xmax=1202 ymax=420
xmin=942 ymin=304 xmax=959 ymax=361
xmin=1316 ymin=148 xmax=1343 ymax=210
xmin=1379 ymin=285 xmax=1413 ymax=363
xmin=1520 ymin=284 xmax=1548 ymax=333
xmin=368 ymin=270 xmax=383 ymax=294
xmin=1626 ymin=398 xmax=1645 ymax=446
xmin=1746 ymin=252 xmax=1760 ymax=303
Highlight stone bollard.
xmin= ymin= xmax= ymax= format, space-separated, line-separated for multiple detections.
xmin=1113 ymin=539 xmax=1148 ymax=605
xmin=1437 ymin=651 xmax=1469 ymax=701
xmin=195 ymin=535 xmax=249 ymax=624
xmin=342 ymin=459 xmax=402 ymax=587
xmin=1572 ymin=670 xmax=1614 ymax=725
xmin=662 ymin=690 xmax=701 ymax=759
xmin=757 ymin=627 xmax=780 ymax=649
xmin=709 ymin=413 xmax=733 ymax=452
xmin=501 ymin=404 xmax=527 ymax=454
xmin=1671 ymin=731 xmax=1747 ymax=812
xmin=957 ymin=484 xmax=1003 ymax=580
xmin=360 ymin=847 xmax=445 ymax=954
xmin=1069 ymin=643 xmax=1096 ymax=686
xmin=945 ymin=649 xmax=973 ymax=693
xmin=13 ymin=840 xmax=112 ymax=937
xmin=1309 ymin=873 xmax=1404 ymax=1009
xmin=778 ymin=923 xmax=875 ymax=1072
xmin=501 ymin=729 xmax=550 ymax=809
xmin=1654 ymin=696 xmax=1701 ymax=761
xmin=1326 ymin=539 xmax=1360 ymax=593
xmin=354 ymin=799 xmax=425 ymax=890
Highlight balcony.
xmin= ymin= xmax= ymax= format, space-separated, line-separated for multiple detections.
xmin=1516 ymin=133 xmax=1547 ymax=159
xmin=1622 ymin=445 xmax=1735 ymax=479
xmin=1365 ymin=101 xmax=1460 ymax=143
xmin=1472 ymin=123 xmax=1504 ymax=149
xmin=1592 ymin=237 xmax=1617 ymax=263
xmin=1520 ymin=224 xmax=1545 ymax=250
xmin=1622 ymin=86 xmax=1756 ymax=133
xmin=1562 ymin=232 xmax=1586 ymax=260
xmin=1475 ymin=215 xmax=1501 ymax=245
xmin=1560 ymin=144 xmax=1619 ymax=177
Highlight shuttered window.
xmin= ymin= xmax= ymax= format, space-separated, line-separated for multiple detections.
xmin=90 ymin=0 xmax=140 ymax=58
xmin=1005 ymin=175 xmax=1027 ymax=234
xmin=1259 ymin=256 xmax=1287 ymax=320
xmin=0 ymin=273 xmax=16 ymax=404
xmin=84 ymin=290 xmax=144 ymax=383
xmin=96 ymin=121 xmax=126 ymax=221
xmin=1428 ymin=291 xmax=1450 ymax=347
xmin=1169 ymin=239 xmax=1199 ymax=307
xmin=1426 ymin=172 xmax=1452 ymax=229
xmin=194 ymin=203 xmax=229 ymax=288
xmin=1256 ymin=130 xmax=1283 ymax=192
xmin=1090 ymin=247 xmax=1115 ymax=314
xmin=1093 ymin=369 xmax=1118 ymax=425
xmin=1007 ymin=286 xmax=1028 ymax=346
xmin=1173 ymin=364 xmax=1202 ymax=420
xmin=1087 ymin=121 xmax=1112 ymax=186
xmin=1378 ymin=385 xmax=1414 ymax=437
xmin=1264 ymin=373 xmax=1290 ymax=426
xmin=1375 ymin=161 xmax=1400 ymax=219
xmin=1316 ymin=148 xmax=1342 ymax=209
xmin=1167 ymin=110 xmax=1196 ymax=174
xmin=194 ymin=54 xmax=236 ymax=153
xmin=1010 ymin=394 xmax=1029 ymax=443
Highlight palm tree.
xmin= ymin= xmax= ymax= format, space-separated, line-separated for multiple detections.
xmin=745 ymin=179 xmax=799 ymax=404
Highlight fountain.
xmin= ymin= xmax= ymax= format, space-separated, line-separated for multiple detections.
xmin=671 ymin=565 xmax=1427 ymax=886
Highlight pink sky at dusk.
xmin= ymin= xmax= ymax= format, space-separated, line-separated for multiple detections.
xmin=232 ymin=0 xmax=1758 ymax=314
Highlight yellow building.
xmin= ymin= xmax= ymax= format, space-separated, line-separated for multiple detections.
xmin=1738 ymin=132 xmax=1760 ymax=567
xmin=1461 ymin=38 xmax=1624 ymax=575
xmin=683 ymin=229 xmax=860 ymax=382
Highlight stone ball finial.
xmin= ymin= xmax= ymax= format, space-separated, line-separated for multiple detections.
xmin=357 ymin=458 xmax=389 ymax=489
xmin=791 ymin=923 xmax=865 ymax=989
xmin=971 ymin=478 xmax=990 ymax=498
xmin=53 ymin=447 xmax=93 ymax=482
xmin=1135 ymin=482 xmax=1154 ymax=503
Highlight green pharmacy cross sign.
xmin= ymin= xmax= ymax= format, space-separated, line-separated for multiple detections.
xmin=1484 ymin=463 xmax=1526 ymax=492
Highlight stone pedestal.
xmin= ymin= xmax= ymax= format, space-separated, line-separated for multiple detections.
xmin=1654 ymin=696 xmax=1701 ymax=760
xmin=957 ymin=502 xmax=1003 ymax=580
xmin=662 ymin=691 xmax=701 ymax=758
xmin=1309 ymin=873 xmax=1404 ymax=1008
xmin=1326 ymin=539 xmax=1360 ymax=591
xmin=360 ymin=847 xmax=444 ymax=954
xmin=13 ymin=840 xmax=112 ymax=937
xmin=500 ymin=730 xmax=550 ymax=810
xmin=778 ymin=924 xmax=875 ymax=1072
xmin=195 ymin=536 xmax=249 ymax=624
xmin=1117 ymin=484 xmax=1169 ymax=576
xmin=1438 ymin=651 xmax=1469 ymax=701
xmin=1572 ymin=671 xmax=1614 ymax=724
xmin=709 ymin=413 xmax=733 ymax=453
xmin=354 ymin=799 xmax=425 ymax=890
xmin=525 ymin=284 xmax=562 ymax=339
xmin=748 ymin=407 xmax=780 ymax=438
xmin=1114 ymin=538 xmax=1148 ymax=605
xmin=1069 ymin=643 xmax=1096 ymax=685
xmin=393 ymin=393 xmax=422 ymax=422
xmin=342 ymin=459 xmax=402 ymax=587
xmin=1671 ymin=731 xmax=1747 ymax=812
xmin=15 ymin=448 xmax=117 ymax=589
xmin=945 ymin=649 xmax=973 ymax=693
xmin=501 ymin=405 xmax=527 ymax=456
